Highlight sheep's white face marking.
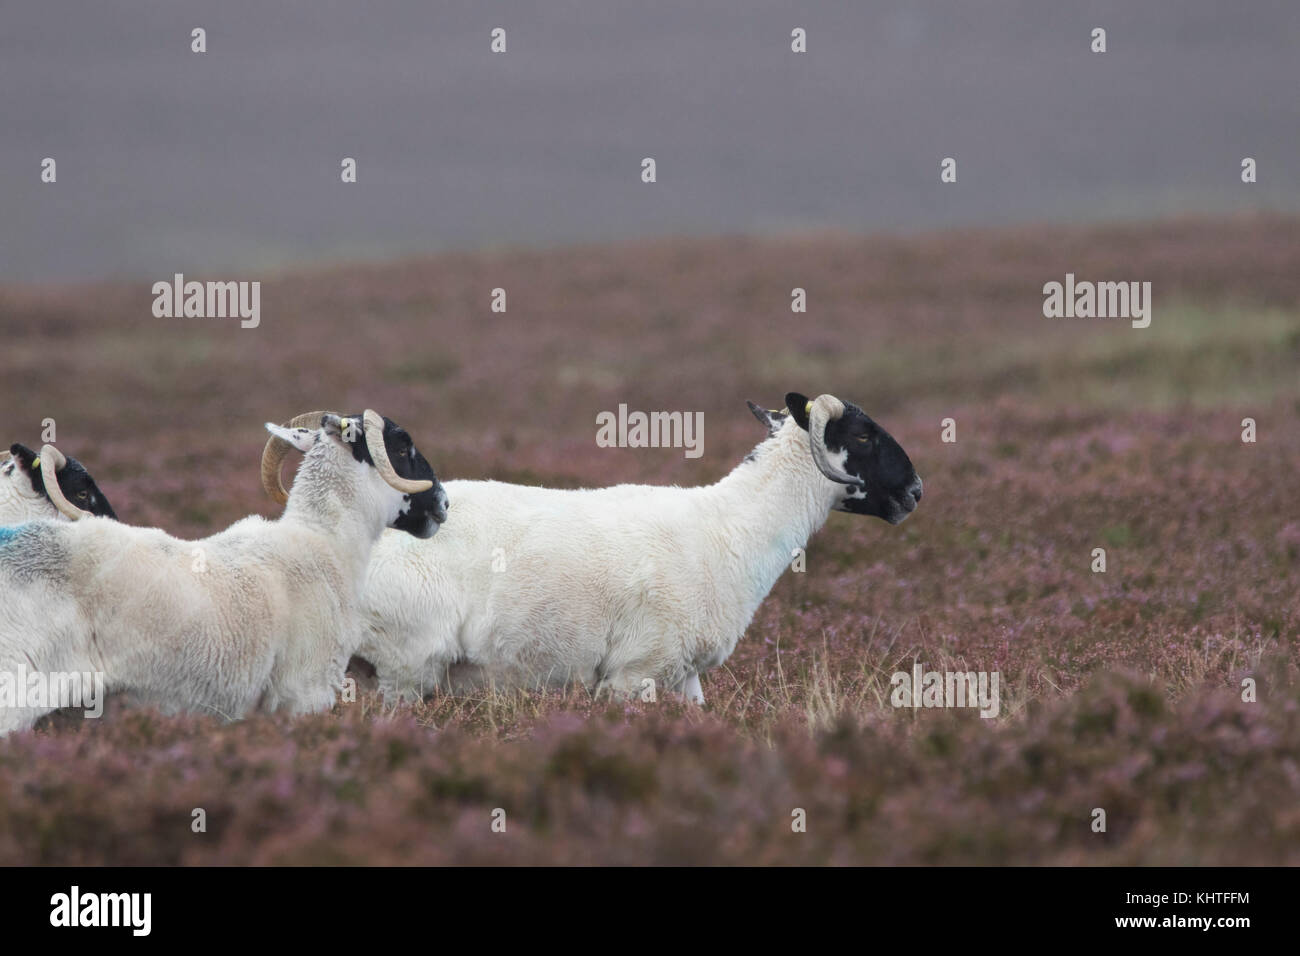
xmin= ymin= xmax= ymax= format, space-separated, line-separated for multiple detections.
xmin=375 ymin=478 xmax=444 ymax=538
xmin=842 ymin=481 xmax=869 ymax=503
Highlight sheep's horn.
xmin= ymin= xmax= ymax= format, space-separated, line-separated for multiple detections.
xmin=363 ymin=410 xmax=433 ymax=496
xmin=807 ymin=395 xmax=861 ymax=486
xmin=39 ymin=445 xmax=93 ymax=520
xmin=260 ymin=411 xmax=337 ymax=505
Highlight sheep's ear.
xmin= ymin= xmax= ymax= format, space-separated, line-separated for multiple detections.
xmin=785 ymin=393 xmax=812 ymax=431
xmin=264 ymin=423 xmax=317 ymax=453
xmin=746 ymin=401 xmax=787 ymax=436
xmin=9 ymin=443 xmax=40 ymax=475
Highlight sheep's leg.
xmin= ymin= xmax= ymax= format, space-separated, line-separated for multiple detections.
xmin=681 ymin=673 xmax=705 ymax=705
xmin=377 ymin=659 xmax=444 ymax=704
xmin=0 ymin=630 xmax=103 ymax=734
xmin=599 ymin=668 xmax=704 ymax=705
xmin=0 ymin=703 xmax=46 ymax=736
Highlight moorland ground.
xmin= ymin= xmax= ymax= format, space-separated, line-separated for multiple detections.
xmin=1 ymin=215 xmax=1298 ymax=864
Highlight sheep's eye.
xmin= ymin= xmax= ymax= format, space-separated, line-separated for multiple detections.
xmin=77 ymin=491 xmax=88 ymax=500
xmin=856 ymin=436 xmax=870 ymax=444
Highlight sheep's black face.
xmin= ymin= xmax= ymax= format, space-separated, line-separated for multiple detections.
xmin=785 ymin=394 xmax=923 ymax=525
xmin=344 ymin=416 xmax=448 ymax=539
xmin=9 ymin=443 xmax=119 ymax=519
xmin=829 ymin=414 xmax=922 ymax=524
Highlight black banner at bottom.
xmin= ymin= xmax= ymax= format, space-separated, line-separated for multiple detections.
xmin=0 ymin=865 xmax=1280 ymax=942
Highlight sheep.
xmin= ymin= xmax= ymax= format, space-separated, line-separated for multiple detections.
xmin=0 ymin=410 xmax=447 ymax=735
xmin=330 ymin=392 xmax=922 ymax=704
xmin=0 ymin=443 xmax=118 ymax=525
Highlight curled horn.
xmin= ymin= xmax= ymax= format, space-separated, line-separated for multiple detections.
xmin=39 ymin=445 xmax=93 ymax=520
xmin=363 ymin=410 xmax=433 ymax=496
xmin=807 ymin=394 xmax=862 ymax=486
xmin=260 ymin=411 xmax=336 ymax=505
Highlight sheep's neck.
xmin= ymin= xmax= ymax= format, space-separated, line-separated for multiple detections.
xmin=705 ymin=425 xmax=838 ymax=611
xmin=279 ymin=455 xmax=385 ymax=586
xmin=0 ymin=474 xmax=51 ymax=524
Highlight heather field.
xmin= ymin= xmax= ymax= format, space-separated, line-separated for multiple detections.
xmin=1 ymin=215 xmax=1298 ymax=865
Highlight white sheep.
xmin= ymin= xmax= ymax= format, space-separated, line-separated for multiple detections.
xmin=0 ymin=410 xmax=447 ymax=734
xmin=331 ymin=392 xmax=922 ymax=704
xmin=0 ymin=444 xmax=117 ymax=525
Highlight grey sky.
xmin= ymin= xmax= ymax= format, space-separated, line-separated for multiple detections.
xmin=1 ymin=0 xmax=1296 ymax=281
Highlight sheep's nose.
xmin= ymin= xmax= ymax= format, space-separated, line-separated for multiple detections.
xmin=910 ymin=478 xmax=923 ymax=503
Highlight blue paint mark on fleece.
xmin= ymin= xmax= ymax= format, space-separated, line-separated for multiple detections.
xmin=0 ymin=524 xmax=29 ymax=547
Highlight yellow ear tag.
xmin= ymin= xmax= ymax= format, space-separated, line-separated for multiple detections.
xmin=31 ymin=458 xmax=40 ymax=469
xmin=338 ymin=417 xmax=351 ymax=432
xmin=805 ymin=401 xmax=813 ymax=415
